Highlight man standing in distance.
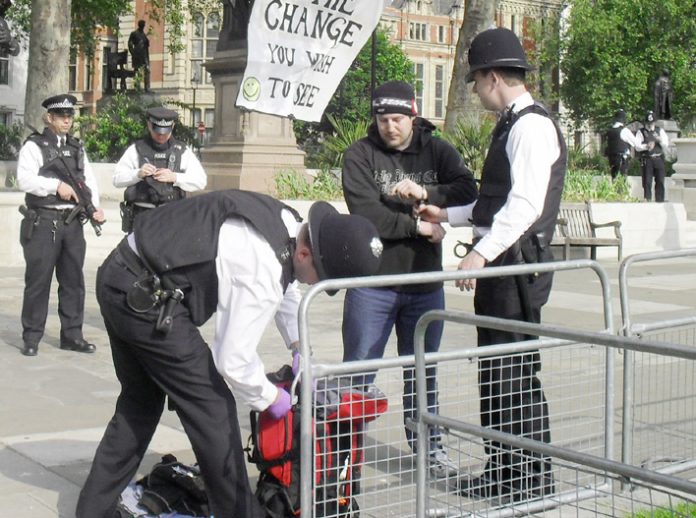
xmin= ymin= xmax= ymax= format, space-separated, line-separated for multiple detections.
xmin=419 ymin=27 xmax=566 ymax=500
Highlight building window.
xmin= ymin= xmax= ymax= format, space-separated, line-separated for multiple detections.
xmin=0 ymin=111 xmax=11 ymax=125
xmin=511 ymin=15 xmax=518 ymax=35
xmin=413 ymin=62 xmax=424 ymax=115
xmin=0 ymin=55 xmax=8 ymax=85
xmin=85 ymin=59 xmax=93 ymax=91
xmin=437 ymin=25 xmax=445 ymax=43
xmin=434 ymin=65 xmax=444 ymax=119
xmin=68 ymin=47 xmax=77 ymax=91
xmin=191 ymin=11 xmax=220 ymax=85
xmin=409 ymin=22 xmax=427 ymax=41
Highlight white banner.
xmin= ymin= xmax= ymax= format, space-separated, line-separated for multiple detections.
xmin=236 ymin=0 xmax=392 ymax=122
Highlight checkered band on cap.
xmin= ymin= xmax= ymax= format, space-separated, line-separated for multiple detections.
xmin=45 ymin=98 xmax=75 ymax=110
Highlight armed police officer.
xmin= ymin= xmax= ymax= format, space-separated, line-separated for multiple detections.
xmin=635 ymin=110 xmax=670 ymax=202
xmin=113 ymin=107 xmax=206 ymax=232
xmin=605 ymin=108 xmax=637 ymax=180
xmin=76 ymin=189 xmax=382 ymax=518
xmin=16 ymin=94 xmax=105 ymax=357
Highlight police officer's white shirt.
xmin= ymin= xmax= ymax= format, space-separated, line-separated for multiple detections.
xmin=447 ymin=92 xmax=561 ymax=262
xmin=634 ymin=125 xmax=670 ymax=155
xmin=17 ymin=138 xmax=101 ymax=208
xmin=211 ymin=208 xmax=301 ymax=412
xmin=113 ymin=143 xmax=207 ymax=192
xmin=612 ymin=122 xmax=639 ymax=149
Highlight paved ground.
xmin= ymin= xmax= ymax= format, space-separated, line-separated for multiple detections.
xmin=1 ymin=200 xmax=695 ymax=517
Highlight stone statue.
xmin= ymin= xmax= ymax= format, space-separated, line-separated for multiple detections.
xmin=218 ymin=0 xmax=254 ymax=52
xmin=128 ymin=19 xmax=151 ymax=91
xmin=0 ymin=0 xmax=20 ymax=57
xmin=653 ymin=69 xmax=674 ymax=120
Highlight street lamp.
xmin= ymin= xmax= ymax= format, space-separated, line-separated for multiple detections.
xmin=191 ymin=70 xmax=200 ymax=135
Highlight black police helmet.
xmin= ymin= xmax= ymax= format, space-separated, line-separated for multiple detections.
xmin=646 ymin=110 xmax=655 ymax=123
xmin=466 ymin=27 xmax=533 ymax=83
xmin=614 ymin=109 xmax=626 ymax=124
xmin=307 ymin=202 xmax=383 ymax=295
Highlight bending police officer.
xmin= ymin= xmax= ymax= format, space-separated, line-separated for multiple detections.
xmin=605 ymin=109 xmax=637 ymax=180
xmin=76 ymin=189 xmax=383 ymax=518
xmin=16 ymin=94 xmax=105 ymax=356
xmin=113 ymin=107 xmax=206 ymax=232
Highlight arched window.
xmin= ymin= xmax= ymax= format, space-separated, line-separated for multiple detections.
xmin=191 ymin=11 xmax=220 ymax=85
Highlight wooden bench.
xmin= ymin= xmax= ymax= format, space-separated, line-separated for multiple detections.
xmin=551 ymin=201 xmax=623 ymax=260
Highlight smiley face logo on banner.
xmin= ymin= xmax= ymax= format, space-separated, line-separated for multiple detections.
xmin=242 ymin=77 xmax=261 ymax=102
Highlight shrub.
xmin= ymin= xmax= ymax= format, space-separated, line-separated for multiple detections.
xmin=440 ymin=117 xmax=495 ymax=178
xmin=0 ymin=121 xmax=23 ymax=160
xmin=315 ymin=114 xmax=370 ymax=170
xmin=274 ymin=168 xmax=343 ymax=201
xmin=562 ymin=169 xmax=636 ymax=202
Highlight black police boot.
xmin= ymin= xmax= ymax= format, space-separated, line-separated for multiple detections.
xmin=21 ymin=342 xmax=38 ymax=356
xmin=60 ymin=338 xmax=96 ymax=353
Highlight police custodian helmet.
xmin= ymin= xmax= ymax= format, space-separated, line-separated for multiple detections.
xmin=466 ymin=27 xmax=534 ymax=83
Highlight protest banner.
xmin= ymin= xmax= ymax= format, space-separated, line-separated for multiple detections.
xmin=236 ymin=0 xmax=392 ymax=122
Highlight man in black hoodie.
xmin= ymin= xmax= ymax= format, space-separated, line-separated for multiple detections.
xmin=341 ymin=80 xmax=478 ymax=477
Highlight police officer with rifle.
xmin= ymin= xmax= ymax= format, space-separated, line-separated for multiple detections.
xmin=113 ymin=107 xmax=206 ymax=233
xmin=16 ymin=94 xmax=105 ymax=357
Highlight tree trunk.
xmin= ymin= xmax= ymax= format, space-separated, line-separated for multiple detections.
xmin=23 ymin=0 xmax=71 ymax=135
xmin=444 ymin=0 xmax=498 ymax=133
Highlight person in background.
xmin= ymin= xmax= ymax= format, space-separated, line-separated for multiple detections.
xmin=16 ymin=94 xmax=105 ymax=357
xmin=341 ymin=79 xmax=478 ymax=478
xmin=605 ymin=108 xmax=637 ymax=180
xmin=635 ymin=110 xmax=669 ymax=202
xmin=113 ymin=107 xmax=206 ymax=233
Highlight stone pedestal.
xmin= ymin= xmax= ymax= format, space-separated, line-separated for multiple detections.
xmin=202 ymin=49 xmax=306 ymax=194
xmin=667 ymin=138 xmax=696 ymax=219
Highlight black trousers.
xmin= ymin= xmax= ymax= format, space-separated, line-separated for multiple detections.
xmin=473 ymin=266 xmax=554 ymax=496
xmin=20 ymin=211 xmax=86 ymax=345
xmin=608 ymin=153 xmax=628 ymax=180
xmin=76 ymin=249 xmax=265 ymax=518
xmin=642 ymin=156 xmax=666 ymax=202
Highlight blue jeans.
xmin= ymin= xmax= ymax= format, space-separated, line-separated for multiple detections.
xmin=342 ymin=287 xmax=445 ymax=452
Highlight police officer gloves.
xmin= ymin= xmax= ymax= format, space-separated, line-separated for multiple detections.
xmin=291 ymin=350 xmax=301 ymax=376
xmin=267 ymin=388 xmax=292 ymax=420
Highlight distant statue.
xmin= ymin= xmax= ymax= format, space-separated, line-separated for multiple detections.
xmin=128 ymin=19 xmax=151 ymax=91
xmin=0 ymin=0 xmax=20 ymax=57
xmin=653 ymin=69 xmax=674 ymax=120
xmin=218 ymin=0 xmax=253 ymax=52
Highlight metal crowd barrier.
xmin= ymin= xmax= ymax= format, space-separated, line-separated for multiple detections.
xmin=295 ymin=259 xmax=616 ymax=517
xmin=619 ymin=248 xmax=696 ymax=476
xmin=413 ymin=311 xmax=696 ymax=517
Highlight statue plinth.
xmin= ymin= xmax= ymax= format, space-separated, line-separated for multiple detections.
xmin=202 ymin=48 xmax=305 ymax=194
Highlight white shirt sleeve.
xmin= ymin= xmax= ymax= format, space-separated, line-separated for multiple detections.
xmin=175 ymin=147 xmax=207 ymax=192
xmin=474 ymin=113 xmax=560 ymax=262
xmin=658 ymin=128 xmax=670 ymax=150
xmin=16 ymin=141 xmax=60 ymax=196
xmin=211 ymin=218 xmax=296 ymax=412
xmin=634 ymin=130 xmax=647 ymax=152
xmin=620 ymin=127 xmax=638 ymax=149
xmin=113 ymin=144 xmax=141 ymax=187
xmin=446 ymin=201 xmax=476 ymax=227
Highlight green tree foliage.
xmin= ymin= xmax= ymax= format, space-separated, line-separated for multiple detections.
xmin=294 ymin=28 xmax=414 ymax=165
xmin=560 ymin=0 xmax=696 ymax=129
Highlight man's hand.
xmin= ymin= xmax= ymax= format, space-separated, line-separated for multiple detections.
xmin=390 ymin=179 xmax=427 ymax=201
xmin=152 ymin=168 xmax=177 ymax=183
xmin=138 ymin=163 xmax=156 ymax=178
xmin=455 ymin=250 xmax=487 ymax=292
xmin=416 ymin=203 xmax=447 ymax=223
xmin=92 ymin=208 xmax=106 ymax=224
xmin=57 ymin=181 xmax=79 ymax=203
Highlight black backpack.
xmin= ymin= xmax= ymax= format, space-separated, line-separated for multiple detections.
xmin=246 ymin=365 xmax=388 ymax=518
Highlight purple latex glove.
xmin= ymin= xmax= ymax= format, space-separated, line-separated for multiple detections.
xmin=292 ymin=350 xmax=300 ymax=376
xmin=267 ymin=388 xmax=292 ymax=420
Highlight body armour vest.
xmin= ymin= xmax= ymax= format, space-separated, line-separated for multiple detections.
xmin=133 ymin=190 xmax=302 ymax=326
xmin=24 ymin=129 xmax=85 ymax=209
xmin=606 ymin=126 xmax=629 ymax=156
xmin=639 ymin=128 xmax=664 ymax=157
xmin=472 ymin=103 xmax=567 ymax=250
xmin=124 ymin=138 xmax=186 ymax=206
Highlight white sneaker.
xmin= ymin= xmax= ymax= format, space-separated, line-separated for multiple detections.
xmin=429 ymin=449 xmax=459 ymax=478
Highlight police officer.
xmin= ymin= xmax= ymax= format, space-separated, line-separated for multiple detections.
xmin=113 ymin=107 xmax=206 ymax=232
xmin=605 ymin=108 xmax=637 ymax=179
xmin=636 ymin=110 xmax=670 ymax=202
xmin=76 ymin=189 xmax=383 ymax=518
xmin=418 ymin=27 xmax=566 ymax=501
xmin=16 ymin=94 xmax=105 ymax=356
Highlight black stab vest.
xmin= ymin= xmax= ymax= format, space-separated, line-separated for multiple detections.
xmin=472 ymin=103 xmax=567 ymax=252
xmin=639 ymin=127 xmax=664 ymax=157
xmin=24 ymin=129 xmax=85 ymax=208
xmin=134 ymin=190 xmax=301 ymax=326
xmin=124 ymin=138 xmax=186 ymax=205
xmin=606 ymin=126 xmax=629 ymax=156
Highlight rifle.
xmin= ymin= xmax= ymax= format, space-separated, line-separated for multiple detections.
xmin=53 ymin=153 xmax=104 ymax=236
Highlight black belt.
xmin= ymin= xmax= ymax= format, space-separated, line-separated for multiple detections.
xmin=32 ymin=207 xmax=75 ymax=220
